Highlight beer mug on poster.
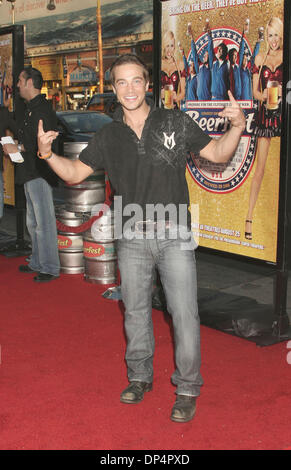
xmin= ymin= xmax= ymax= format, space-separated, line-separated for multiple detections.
xmin=267 ymin=80 xmax=279 ymax=110
xmin=164 ymin=84 xmax=174 ymax=109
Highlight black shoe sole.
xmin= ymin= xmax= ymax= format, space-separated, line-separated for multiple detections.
xmin=34 ymin=275 xmax=60 ymax=283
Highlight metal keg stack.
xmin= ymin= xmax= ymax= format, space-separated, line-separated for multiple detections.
xmin=56 ymin=142 xmax=117 ymax=284
xmin=83 ymin=208 xmax=117 ymax=285
xmin=62 ymin=143 xmax=106 ymax=213
xmin=57 ymin=207 xmax=86 ymax=274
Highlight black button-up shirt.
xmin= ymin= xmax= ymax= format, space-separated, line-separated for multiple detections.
xmin=79 ymin=102 xmax=211 ymax=227
xmin=15 ymin=94 xmax=58 ymax=186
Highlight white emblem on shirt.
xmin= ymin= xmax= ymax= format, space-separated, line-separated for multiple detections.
xmin=163 ymin=132 xmax=176 ymax=150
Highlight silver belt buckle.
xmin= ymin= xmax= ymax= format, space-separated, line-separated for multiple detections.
xmin=135 ymin=220 xmax=156 ymax=234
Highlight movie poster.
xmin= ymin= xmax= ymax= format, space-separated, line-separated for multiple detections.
xmin=160 ymin=0 xmax=284 ymax=263
xmin=0 ymin=31 xmax=15 ymax=206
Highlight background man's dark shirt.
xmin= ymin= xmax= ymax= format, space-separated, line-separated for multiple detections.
xmin=16 ymin=94 xmax=58 ymax=186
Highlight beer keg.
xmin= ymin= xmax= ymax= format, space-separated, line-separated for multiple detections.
xmin=83 ymin=209 xmax=117 ymax=284
xmin=57 ymin=207 xmax=85 ymax=274
xmin=63 ymin=142 xmax=105 ymax=213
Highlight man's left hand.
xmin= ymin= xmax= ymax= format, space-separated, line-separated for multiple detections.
xmin=38 ymin=119 xmax=59 ymax=156
xmin=218 ymin=90 xmax=246 ymax=132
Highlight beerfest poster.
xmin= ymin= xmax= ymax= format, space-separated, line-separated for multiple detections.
xmin=160 ymin=0 xmax=284 ymax=263
xmin=0 ymin=31 xmax=15 ymax=206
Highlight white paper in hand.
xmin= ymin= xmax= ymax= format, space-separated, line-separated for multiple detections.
xmin=0 ymin=136 xmax=24 ymax=163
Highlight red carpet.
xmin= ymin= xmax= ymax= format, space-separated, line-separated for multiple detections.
xmin=0 ymin=255 xmax=291 ymax=450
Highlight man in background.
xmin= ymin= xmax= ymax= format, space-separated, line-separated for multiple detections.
xmin=3 ymin=67 xmax=60 ymax=282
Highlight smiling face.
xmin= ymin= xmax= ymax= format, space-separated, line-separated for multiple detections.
xmin=163 ymin=31 xmax=176 ymax=60
xmin=112 ymin=63 xmax=149 ymax=112
xmin=267 ymin=25 xmax=281 ymax=51
xmin=164 ymin=37 xmax=175 ymax=59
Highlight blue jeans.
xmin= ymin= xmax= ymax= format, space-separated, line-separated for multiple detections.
xmin=117 ymin=233 xmax=203 ymax=397
xmin=0 ymin=172 xmax=3 ymax=219
xmin=24 ymin=178 xmax=60 ymax=276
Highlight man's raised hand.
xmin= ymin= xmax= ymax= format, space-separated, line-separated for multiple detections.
xmin=218 ymin=90 xmax=246 ymax=132
xmin=37 ymin=119 xmax=59 ymax=156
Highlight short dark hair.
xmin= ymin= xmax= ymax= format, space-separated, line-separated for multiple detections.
xmin=218 ymin=42 xmax=228 ymax=61
xmin=109 ymin=54 xmax=149 ymax=85
xmin=22 ymin=67 xmax=43 ymax=90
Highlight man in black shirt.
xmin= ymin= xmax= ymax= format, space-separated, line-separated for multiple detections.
xmin=3 ymin=68 xmax=60 ymax=282
xmin=37 ymin=54 xmax=245 ymax=422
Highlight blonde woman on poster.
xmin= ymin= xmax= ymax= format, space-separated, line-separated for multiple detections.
xmin=245 ymin=17 xmax=283 ymax=240
xmin=161 ymin=30 xmax=186 ymax=108
xmin=0 ymin=57 xmax=13 ymax=109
